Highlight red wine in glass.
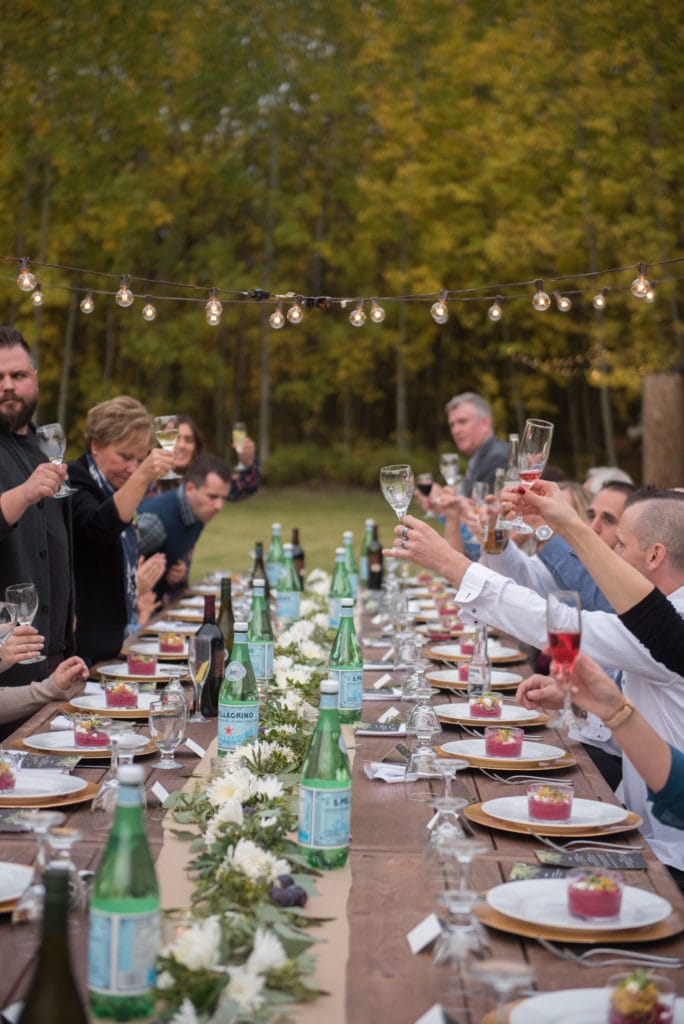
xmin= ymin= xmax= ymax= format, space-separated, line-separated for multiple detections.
xmin=416 ymin=473 xmax=434 ymax=497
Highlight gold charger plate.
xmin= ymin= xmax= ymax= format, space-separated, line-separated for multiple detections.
xmin=426 ymin=644 xmax=528 ymax=665
xmin=464 ymin=801 xmax=643 ymax=838
xmin=435 ymin=744 xmax=577 ymax=773
xmin=0 ymin=780 xmax=99 ymax=810
xmin=475 ymin=900 xmax=684 ymax=945
xmin=165 ymin=610 xmax=202 ymax=623
xmin=10 ymin=735 xmax=156 ymax=760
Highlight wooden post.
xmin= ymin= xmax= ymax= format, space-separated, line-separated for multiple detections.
xmin=642 ymin=371 xmax=684 ymax=487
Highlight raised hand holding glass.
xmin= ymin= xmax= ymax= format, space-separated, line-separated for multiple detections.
xmin=35 ymin=422 xmax=77 ymax=497
xmin=380 ymin=464 xmax=415 ymax=520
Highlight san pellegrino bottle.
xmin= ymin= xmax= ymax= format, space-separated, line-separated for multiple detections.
xmin=265 ymin=522 xmax=285 ymax=589
xmin=217 ymin=575 xmax=235 ymax=658
xmin=359 ymin=518 xmax=375 ymax=587
xmin=276 ymin=542 xmax=302 ymax=626
xmin=367 ymin=523 xmax=384 ymax=590
xmin=342 ymin=530 xmax=359 ymax=598
xmin=197 ymin=594 xmax=224 ymax=718
xmin=328 ymin=547 xmax=352 ymax=629
xmin=466 ymin=625 xmax=492 ymax=703
xmin=218 ymin=620 xmax=259 ymax=755
xmin=18 ymin=865 xmax=88 ymax=1024
xmin=249 ymin=541 xmax=270 ymax=600
xmin=328 ymin=597 xmax=363 ymax=723
xmin=88 ymin=764 xmax=160 ymax=1021
xmin=298 ymin=679 xmax=351 ymax=869
xmin=247 ymin=580 xmax=274 ymax=696
xmin=290 ymin=526 xmax=305 ymax=590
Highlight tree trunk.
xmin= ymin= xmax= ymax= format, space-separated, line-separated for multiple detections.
xmin=57 ymin=292 xmax=78 ymax=427
xmin=642 ymin=372 xmax=684 ymax=487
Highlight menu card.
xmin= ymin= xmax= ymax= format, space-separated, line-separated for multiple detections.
xmin=0 ymin=809 xmax=32 ymax=832
xmin=22 ymin=754 xmax=80 ymax=770
xmin=535 ymin=849 xmax=647 ymax=870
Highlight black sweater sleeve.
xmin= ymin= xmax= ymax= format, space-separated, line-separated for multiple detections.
xmin=619 ymin=588 xmax=684 ymax=675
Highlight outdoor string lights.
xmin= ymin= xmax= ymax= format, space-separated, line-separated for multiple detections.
xmin=2 ymin=253 xmax=683 ymax=330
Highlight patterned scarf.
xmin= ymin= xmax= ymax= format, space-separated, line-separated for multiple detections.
xmin=86 ymin=453 xmax=138 ymax=623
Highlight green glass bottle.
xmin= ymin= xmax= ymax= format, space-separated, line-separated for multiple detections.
xmin=328 ymin=546 xmax=352 ymax=629
xmin=298 ymin=679 xmax=351 ymax=870
xmin=249 ymin=540 xmax=270 ymax=600
xmin=342 ymin=530 xmax=359 ymax=598
xmin=18 ymin=866 xmax=88 ymax=1024
xmin=88 ymin=764 xmax=160 ymax=1021
xmin=247 ymin=579 xmax=274 ymax=698
xmin=276 ymin=542 xmax=302 ymax=626
xmin=359 ymin=518 xmax=375 ymax=588
xmin=218 ymin=620 xmax=259 ymax=755
xmin=265 ymin=522 xmax=285 ymax=589
xmin=290 ymin=526 xmax=305 ymax=590
xmin=328 ymin=597 xmax=363 ymax=723
xmin=216 ymin=575 xmax=235 ymax=659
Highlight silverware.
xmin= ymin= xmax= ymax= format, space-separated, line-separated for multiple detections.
xmin=536 ymin=936 xmax=683 ymax=969
xmin=531 ymin=833 xmax=644 ymax=853
xmin=480 ymin=768 xmax=568 ymax=786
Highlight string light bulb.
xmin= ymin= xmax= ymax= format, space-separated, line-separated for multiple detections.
xmin=430 ymin=290 xmax=449 ymax=325
xmin=141 ymin=296 xmax=157 ymax=322
xmin=553 ymin=291 xmax=572 ymax=312
xmin=592 ymin=288 xmax=607 ymax=310
xmin=30 ymin=283 xmax=44 ymax=307
xmin=17 ymin=258 xmax=36 ymax=292
xmin=630 ymin=262 xmax=650 ymax=299
xmin=286 ymin=300 xmax=303 ymax=325
xmin=532 ymin=279 xmax=551 ymax=312
xmin=80 ymin=290 xmax=95 ymax=315
xmin=644 ymin=284 xmax=656 ymax=304
xmin=115 ymin=275 xmax=134 ymax=308
xmin=268 ymin=303 xmax=285 ymax=329
xmin=349 ymin=301 xmax=366 ymax=327
xmin=370 ymin=299 xmax=385 ymax=323
xmin=205 ymin=288 xmax=222 ymax=318
xmin=487 ymin=296 xmax=503 ymax=322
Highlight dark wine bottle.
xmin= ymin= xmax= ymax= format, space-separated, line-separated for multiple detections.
xmin=196 ymin=594 xmax=224 ymax=717
xmin=217 ymin=576 xmax=235 ymax=658
xmin=290 ymin=527 xmax=305 ymax=590
xmin=249 ymin=541 xmax=270 ymax=600
xmin=367 ymin=523 xmax=384 ymax=590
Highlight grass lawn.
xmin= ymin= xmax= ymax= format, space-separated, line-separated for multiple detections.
xmin=190 ymin=485 xmax=409 ymax=582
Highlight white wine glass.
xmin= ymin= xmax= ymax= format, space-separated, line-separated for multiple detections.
xmin=153 ymin=414 xmax=180 ymax=480
xmin=547 ymin=589 xmax=582 ymax=730
xmin=499 ymin=418 xmax=554 ymax=534
xmin=149 ymin=693 xmax=186 ymax=769
xmin=91 ymin=723 xmax=148 ymax=829
xmin=0 ymin=602 xmax=17 ymax=647
xmin=35 ymin=422 xmax=77 ymax=498
xmin=5 ymin=584 xmax=42 ymax=663
xmin=187 ymin=634 xmax=212 ymax=723
xmin=439 ymin=452 xmax=461 ymax=487
xmin=380 ymin=464 xmax=415 ymax=520
xmin=469 ymin=957 xmax=536 ymax=1024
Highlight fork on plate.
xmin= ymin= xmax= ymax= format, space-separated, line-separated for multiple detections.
xmin=535 ymin=936 xmax=683 ymax=969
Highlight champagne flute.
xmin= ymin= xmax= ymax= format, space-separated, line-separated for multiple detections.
xmin=187 ymin=635 xmax=212 ymax=723
xmin=149 ymin=694 xmax=186 ymax=769
xmin=232 ymin=421 xmax=247 ymax=469
xmin=439 ymin=452 xmax=461 ymax=487
xmin=153 ymin=414 xmax=180 ymax=481
xmin=379 ymin=464 xmax=415 ymax=520
xmin=499 ymin=418 xmax=554 ymax=534
xmin=547 ymin=589 xmax=582 ymax=729
xmin=35 ymin=422 xmax=77 ymax=497
xmin=5 ymin=583 xmax=42 ymax=663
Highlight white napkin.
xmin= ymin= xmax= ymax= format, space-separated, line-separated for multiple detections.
xmin=50 ymin=715 xmax=72 ymax=730
xmin=362 ymin=638 xmax=391 ymax=648
xmin=363 ymin=761 xmax=412 ymax=783
xmin=85 ymin=681 xmax=102 ymax=695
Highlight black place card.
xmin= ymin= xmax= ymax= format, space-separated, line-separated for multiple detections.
xmin=536 ymin=849 xmax=647 ymax=870
xmin=0 ymin=809 xmax=32 ymax=832
xmin=509 ymin=861 xmax=567 ymax=881
xmin=380 ymin=742 xmax=411 ymax=764
xmin=355 ymin=721 xmax=406 ymax=735
xmin=21 ymin=754 xmax=80 ymax=770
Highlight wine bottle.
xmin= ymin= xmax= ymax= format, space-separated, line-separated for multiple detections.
xmin=328 ymin=597 xmax=363 ymax=723
xmin=367 ymin=523 xmax=384 ymax=590
xmin=18 ymin=865 xmax=88 ymax=1024
xmin=276 ymin=542 xmax=301 ymax=626
xmin=265 ymin=522 xmax=285 ymax=589
xmin=484 ymin=467 xmax=507 ymax=553
xmin=196 ymin=594 xmax=224 ymax=718
xmin=247 ymin=580 xmax=274 ymax=699
xmin=290 ymin=527 xmax=305 ymax=590
xmin=218 ymin=621 xmax=259 ymax=755
xmin=88 ymin=765 xmax=160 ymax=1021
xmin=298 ymin=679 xmax=351 ymax=870
xmin=328 ymin=546 xmax=352 ymax=629
xmin=466 ymin=625 xmax=492 ymax=703
xmin=342 ymin=530 xmax=359 ymax=598
xmin=249 ymin=541 xmax=270 ymax=600
xmin=217 ymin=576 xmax=235 ymax=657
xmin=359 ymin=518 xmax=374 ymax=588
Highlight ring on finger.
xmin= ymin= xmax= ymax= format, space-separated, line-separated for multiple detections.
xmin=401 ymin=526 xmax=409 ymax=542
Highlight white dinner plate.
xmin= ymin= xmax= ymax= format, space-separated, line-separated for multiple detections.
xmin=426 ymin=668 xmax=523 ymax=688
xmin=510 ymin=989 xmax=684 ymax=1024
xmin=97 ymin=662 xmax=173 ymax=681
xmin=177 ymin=596 xmax=205 ymax=608
xmin=0 ymin=770 xmax=87 ymax=801
xmin=481 ymin=795 xmax=629 ymax=829
xmin=69 ymin=693 xmax=157 ymax=715
xmin=487 ymin=879 xmax=672 ymax=932
xmin=433 ymin=702 xmax=543 ymax=725
xmin=23 ymin=730 xmax=111 ymax=753
xmin=145 ymin=619 xmax=200 ymax=635
xmin=0 ymin=862 xmax=33 ymax=904
xmin=188 ymin=583 xmax=219 ymax=594
xmin=441 ymin=738 xmax=566 ymax=762
xmin=129 ymin=639 xmax=189 ymax=659
xmin=429 ymin=641 xmax=524 ymax=661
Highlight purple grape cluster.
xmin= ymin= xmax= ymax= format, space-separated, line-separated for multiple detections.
xmin=269 ymin=873 xmax=307 ymax=908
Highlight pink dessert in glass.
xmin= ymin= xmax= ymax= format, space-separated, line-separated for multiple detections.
xmin=460 ymin=640 xmax=475 ymax=656
xmin=73 ymin=716 xmax=111 ymax=748
xmin=105 ymin=680 xmax=139 ymax=709
xmin=484 ymin=726 xmax=523 ymax=758
xmin=159 ymin=633 xmax=184 ymax=654
xmin=527 ymin=782 xmax=573 ymax=822
xmin=458 ymin=664 xmax=470 ymax=682
xmin=0 ymin=758 xmax=17 ymax=791
xmin=469 ymin=692 xmax=503 ymax=719
xmin=126 ymin=653 xmax=157 ymax=676
xmin=608 ymin=970 xmax=675 ymax=1024
xmin=567 ymin=867 xmax=623 ymax=920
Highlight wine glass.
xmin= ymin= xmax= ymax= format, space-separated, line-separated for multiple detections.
xmin=416 ymin=472 xmax=436 ymax=519
xmin=439 ymin=452 xmax=461 ymax=487
xmin=187 ymin=635 xmax=212 ymax=723
xmin=91 ymin=723 xmax=148 ymax=829
xmin=379 ymin=464 xmax=415 ymax=520
xmin=11 ymin=809 xmax=66 ymax=923
xmin=547 ymin=589 xmax=582 ymax=729
xmin=499 ymin=418 xmax=554 ymax=534
xmin=469 ymin=957 xmax=536 ymax=1024
xmin=34 ymin=422 xmax=77 ymax=497
xmin=405 ymin=703 xmax=442 ymax=776
xmin=46 ymin=826 xmax=86 ymax=911
xmin=149 ymin=693 xmax=186 ymax=769
xmin=0 ymin=601 xmax=17 ymax=647
xmin=5 ymin=583 xmax=42 ymax=663
xmin=154 ymin=413 xmax=180 ymax=480
xmin=232 ymin=421 xmax=247 ymax=468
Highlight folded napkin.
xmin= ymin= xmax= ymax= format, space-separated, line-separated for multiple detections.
xmin=364 ymin=661 xmax=410 ymax=671
xmin=363 ymin=761 xmax=417 ymax=783
xmin=362 ymin=638 xmax=392 ymax=649
xmin=85 ymin=680 xmax=102 ymax=695
xmin=50 ymin=715 xmax=72 ymax=730
xmin=363 ymin=688 xmax=403 ymax=701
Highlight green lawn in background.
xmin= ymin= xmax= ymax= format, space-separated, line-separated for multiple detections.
xmin=190 ymin=486 xmax=411 ymax=582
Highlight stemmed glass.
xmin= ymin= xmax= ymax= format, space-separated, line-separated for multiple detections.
xmin=187 ymin=635 xmax=212 ymax=723
xmin=11 ymin=809 xmax=66 ymax=923
xmin=547 ymin=589 xmax=582 ymax=729
xmin=0 ymin=601 xmax=17 ymax=647
xmin=149 ymin=693 xmax=186 ymax=769
xmin=5 ymin=584 xmax=41 ymax=663
xmin=45 ymin=826 xmax=86 ymax=911
xmin=154 ymin=413 xmax=180 ymax=481
xmin=405 ymin=703 xmax=442 ymax=776
xmin=379 ymin=464 xmax=415 ymax=520
xmin=439 ymin=453 xmax=461 ymax=487
xmin=91 ymin=722 xmax=148 ymax=829
xmin=499 ymin=418 xmax=554 ymax=534
xmin=34 ymin=422 xmax=77 ymax=497
xmin=416 ymin=472 xmax=435 ymax=519
xmin=468 ymin=958 xmax=536 ymax=1024
xmin=233 ymin=421 xmax=247 ymax=469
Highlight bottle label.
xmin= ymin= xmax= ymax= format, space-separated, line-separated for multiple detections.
xmin=276 ymin=589 xmax=301 ymax=624
xmin=298 ymin=783 xmax=351 ymax=850
xmin=88 ymin=907 xmax=159 ymax=996
xmin=266 ymin=561 xmax=283 ymax=587
xmin=247 ymin=640 xmax=273 ymax=680
xmin=328 ymin=597 xmax=343 ymax=629
xmin=218 ymin=701 xmax=259 ymax=751
xmin=329 ymin=668 xmax=363 ymax=710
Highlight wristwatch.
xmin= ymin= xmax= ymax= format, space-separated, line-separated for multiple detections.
xmin=534 ymin=525 xmax=554 ymax=542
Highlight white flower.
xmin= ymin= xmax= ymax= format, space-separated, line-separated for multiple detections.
xmin=299 ymin=598 xmax=319 ymax=618
xmin=169 ymin=998 xmax=201 ymax=1024
xmin=247 ymin=926 xmax=287 ymax=974
xmin=163 ymin=915 xmax=221 ymax=971
xmin=278 ymin=619 xmax=315 ymax=647
xmin=270 ymin=722 xmax=296 ymax=735
xmin=233 ymin=739 xmax=297 ymax=768
xmin=254 ymin=775 xmax=284 ymax=800
xmin=305 ymin=569 xmax=330 ymax=595
xmin=221 ymin=837 xmax=290 ymax=883
xmin=223 ymin=964 xmax=265 ymax=1012
xmin=274 ymin=662 xmax=314 ymax=687
xmin=299 ymin=639 xmax=324 ymax=660
xmin=273 ymin=654 xmax=294 ymax=676
xmin=205 ymin=767 xmax=256 ymax=808
xmin=205 ymin=797 xmax=244 ymax=846
xmin=156 ymin=970 xmax=175 ymax=991
xmin=313 ymin=612 xmax=329 ymax=631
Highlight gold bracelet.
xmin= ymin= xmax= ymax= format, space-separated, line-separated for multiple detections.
xmin=603 ymin=699 xmax=635 ymax=730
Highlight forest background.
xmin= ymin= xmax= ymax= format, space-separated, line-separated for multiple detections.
xmin=1 ymin=0 xmax=682 ymax=488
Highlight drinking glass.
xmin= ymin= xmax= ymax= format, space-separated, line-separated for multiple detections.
xmin=187 ymin=635 xmax=212 ymax=723
xmin=154 ymin=413 xmax=180 ymax=480
xmin=91 ymin=722 xmax=148 ymax=829
xmin=11 ymin=809 xmax=66 ymax=923
xmin=439 ymin=452 xmax=461 ymax=487
xmin=405 ymin=703 xmax=442 ymax=776
xmin=46 ymin=826 xmax=86 ymax=911
xmin=430 ymin=889 xmax=490 ymax=1021
xmin=547 ymin=589 xmax=582 ymax=729
xmin=499 ymin=418 xmax=554 ymax=534
xmin=468 ymin=957 xmax=536 ymax=1024
xmin=416 ymin=472 xmax=435 ymax=519
xmin=379 ymin=464 xmax=415 ymax=520
xmin=149 ymin=694 xmax=186 ymax=769
xmin=0 ymin=602 xmax=17 ymax=647
xmin=34 ymin=422 xmax=77 ymax=497
xmin=232 ymin=421 xmax=247 ymax=469
xmin=5 ymin=584 xmax=41 ymax=663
